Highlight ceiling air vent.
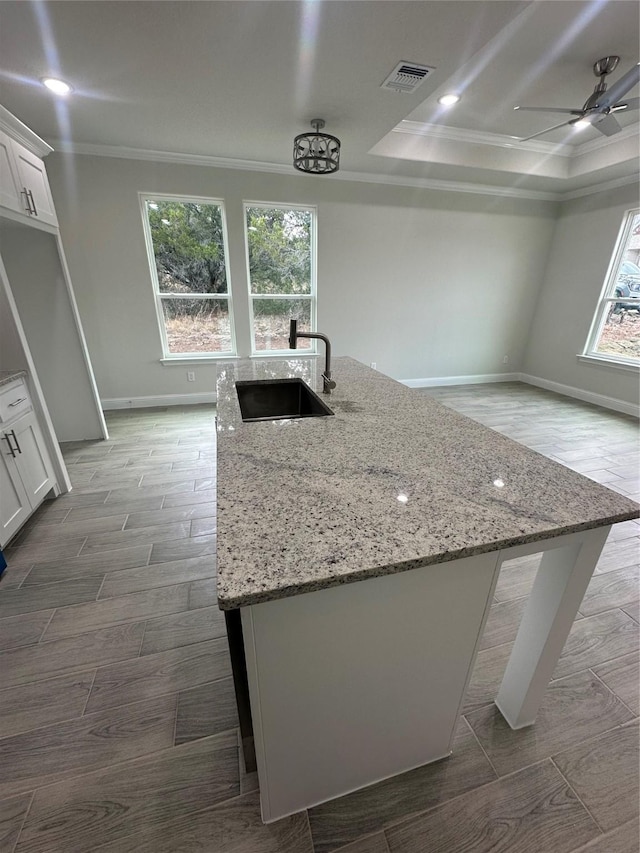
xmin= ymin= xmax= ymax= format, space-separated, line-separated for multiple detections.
xmin=381 ymin=61 xmax=435 ymax=94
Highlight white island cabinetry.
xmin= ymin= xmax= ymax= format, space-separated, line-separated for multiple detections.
xmin=216 ymin=357 xmax=639 ymax=823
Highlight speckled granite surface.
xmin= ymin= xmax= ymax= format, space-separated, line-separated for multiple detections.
xmin=216 ymin=357 xmax=639 ymax=610
xmin=0 ymin=370 xmax=27 ymax=389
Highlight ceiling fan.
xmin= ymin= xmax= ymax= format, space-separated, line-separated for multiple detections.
xmin=514 ymin=56 xmax=640 ymax=142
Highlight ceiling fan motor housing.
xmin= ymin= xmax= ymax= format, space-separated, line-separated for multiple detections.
xmin=584 ymin=57 xmax=621 ymax=110
xmin=514 ymin=54 xmax=638 ymax=142
xmin=593 ymin=56 xmax=620 ymax=77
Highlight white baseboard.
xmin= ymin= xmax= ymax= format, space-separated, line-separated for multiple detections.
xmin=402 ymin=370 xmax=638 ymax=418
xmin=402 ymin=372 xmax=520 ymax=389
xmin=519 ymin=374 xmax=639 ymax=418
xmin=101 ymin=392 xmax=216 ymax=410
xmin=101 ymin=374 xmax=638 ymax=418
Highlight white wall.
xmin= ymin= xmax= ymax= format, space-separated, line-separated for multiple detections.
xmin=46 ymin=153 xmax=557 ymax=401
xmin=0 ymin=267 xmax=27 ymax=375
xmin=522 ymin=182 xmax=640 ymax=408
xmin=0 ymin=221 xmax=107 ymax=440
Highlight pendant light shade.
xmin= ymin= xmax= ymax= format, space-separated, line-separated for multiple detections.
xmin=293 ymin=119 xmax=340 ymax=174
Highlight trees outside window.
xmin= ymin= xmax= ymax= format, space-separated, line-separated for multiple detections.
xmin=142 ymin=196 xmax=317 ymax=358
xmin=585 ymin=209 xmax=640 ymax=366
xmin=142 ymin=197 xmax=235 ymax=356
xmin=245 ymin=204 xmax=316 ymax=352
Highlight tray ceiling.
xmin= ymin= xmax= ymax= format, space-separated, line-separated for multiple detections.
xmin=0 ymin=1 xmax=637 ymax=196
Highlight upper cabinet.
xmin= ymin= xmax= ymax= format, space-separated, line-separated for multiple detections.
xmin=0 ymin=130 xmax=23 ymax=213
xmin=11 ymin=139 xmax=58 ymax=226
xmin=0 ymin=107 xmax=58 ymax=228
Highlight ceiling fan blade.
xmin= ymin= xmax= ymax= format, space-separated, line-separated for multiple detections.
xmin=611 ymin=97 xmax=639 ymax=112
xmin=514 ymin=106 xmax=583 ymax=115
xmin=593 ymin=114 xmax=622 ymax=136
xmin=596 ymin=62 xmax=640 ymax=109
xmin=518 ymin=120 xmax=572 ymax=142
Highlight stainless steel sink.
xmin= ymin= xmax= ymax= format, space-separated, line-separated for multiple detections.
xmin=236 ymin=379 xmax=334 ymax=422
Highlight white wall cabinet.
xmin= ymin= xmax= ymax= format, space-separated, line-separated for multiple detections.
xmin=12 ymin=140 xmax=58 ymax=226
xmin=0 ymin=379 xmax=57 ymax=547
xmin=0 ymin=128 xmax=58 ymax=227
xmin=0 ymin=129 xmax=23 ymax=214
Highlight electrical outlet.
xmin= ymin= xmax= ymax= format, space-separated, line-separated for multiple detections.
xmin=187 ymin=371 xmax=196 ymax=382
xmin=370 ymin=362 xmax=377 ymax=370
xmin=503 ymin=355 xmax=509 ymax=364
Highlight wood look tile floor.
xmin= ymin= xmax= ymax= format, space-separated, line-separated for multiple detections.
xmin=0 ymin=385 xmax=637 ymax=853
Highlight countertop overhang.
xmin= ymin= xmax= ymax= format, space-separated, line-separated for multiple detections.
xmin=0 ymin=370 xmax=27 ymax=389
xmin=216 ymin=357 xmax=639 ymax=610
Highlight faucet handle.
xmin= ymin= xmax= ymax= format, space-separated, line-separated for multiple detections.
xmin=322 ymin=373 xmax=336 ymax=393
xmin=288 ymin=319 xmax=298 ymax=350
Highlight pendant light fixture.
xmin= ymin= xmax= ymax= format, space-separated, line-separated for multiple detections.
xmin=293 ymin=119 xmax=341 ymax=174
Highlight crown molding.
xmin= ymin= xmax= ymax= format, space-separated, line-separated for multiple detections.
xmin=51 ymin=139 xmax=298 ymax=175
xmin=394 ymin=120 xmax=572 ymax=157
xmin=559 ymin=173 xmax=640 ymax=202
xmin=0 ymin=105 xmax=53 ymax=158
xmin=394 ymin=119 xmax=640 ymax=160
xmin=328 ymin=169 xmax=558 ymax=200
xmin=574 ymin=122 xmax=640 ymax=156
xmin=49 ymin=139 xmax=558 ymax=201
xmin=49 ymin=138 xmax=636 ymax=203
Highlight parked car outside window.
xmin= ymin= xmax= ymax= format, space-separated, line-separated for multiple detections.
xmin=614 ymin=259 xmax=640 ymax=312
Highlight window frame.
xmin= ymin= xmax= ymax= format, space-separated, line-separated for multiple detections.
xmin=243 ymin=201 xmax=318 ymax=357
xmin=140 ymin=192 xmax=237 ymax=360
xmin=583 ymin=207 xmax=640 ymax=369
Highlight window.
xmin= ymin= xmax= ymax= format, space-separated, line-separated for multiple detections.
xmin=584 ymin=209 xmax=640 ymax=366
xmin=245 ymin=204 xmax=316 ymax=353
xmin=142 ymin=196 xmax=235 ymax=357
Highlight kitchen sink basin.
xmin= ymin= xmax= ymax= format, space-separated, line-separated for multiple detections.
xmin=236 ymin=379 xmax=334 ymax=422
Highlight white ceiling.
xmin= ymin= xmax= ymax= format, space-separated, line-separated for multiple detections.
xmin=0 ymin=1 xmax=638 ymax=197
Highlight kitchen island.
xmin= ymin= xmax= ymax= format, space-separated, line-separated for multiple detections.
xmin=216 ymin=357 xmax=638 ymax=823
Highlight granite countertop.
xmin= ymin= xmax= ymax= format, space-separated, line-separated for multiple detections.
xmin=216 ymin=357 xmax=639 ymax=610
xmin=0 ymin=370 xmax=27 ymax=389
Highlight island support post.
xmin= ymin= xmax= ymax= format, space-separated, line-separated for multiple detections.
xmin=495 ymin=525 xmax=611 ymax=728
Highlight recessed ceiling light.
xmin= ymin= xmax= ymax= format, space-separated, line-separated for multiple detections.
xmin=41 ymin=77 xmax=73 ymax=96
xmin=438 ymin=93 xmax=461 ymax=107
xmin=573 ymin=119 xmax=590 ymax=130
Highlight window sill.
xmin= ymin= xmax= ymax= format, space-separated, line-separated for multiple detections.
xmin=577 ymin=353 xmax=640 ymax=373
xmin=250 ymin=351 xmax=318 ymax=359
xmin=160 ymin=352 xmax=321 ymax=365
xmin=160 ymin=355 xmax=236 ymax=366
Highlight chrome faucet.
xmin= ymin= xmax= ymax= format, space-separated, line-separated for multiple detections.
xmin=288 ymin=319 xmax=336 ymax=394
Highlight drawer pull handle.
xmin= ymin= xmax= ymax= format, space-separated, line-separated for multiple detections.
xmin=21 ymin=188 xmax=34 ymax=215
xmin=10 ymin=430 xmax=20 ymax=454
xmin=2 ymin=433 xmax=17 ymax=458
xmin=8 ymin=429 xmax=21 ymax=455
xmin=8 ymin=397 xmax=27 ymax=407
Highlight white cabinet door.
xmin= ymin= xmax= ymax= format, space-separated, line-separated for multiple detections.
xmin=0 ymin=129 xmax=24 ymax=215
xmin=11 ymin=411 xmax=55 ymax=506
xmin=0 ymin=438 xmax=31 ymax=546
xmin=12 ymin=141 xmax=58 ymax=227
xmin=0 ymin=386 xmax=58 ymax=546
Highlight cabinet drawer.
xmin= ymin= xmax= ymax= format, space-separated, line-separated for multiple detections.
xmin=0 ymin=380 xmax=32 ymax=424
